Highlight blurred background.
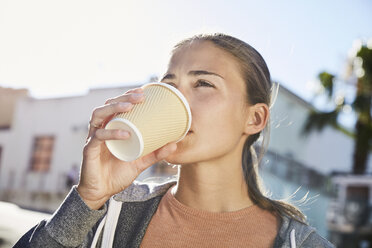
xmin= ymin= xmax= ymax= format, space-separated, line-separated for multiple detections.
xmin=0 ymin=0 xmax=371 ymax=247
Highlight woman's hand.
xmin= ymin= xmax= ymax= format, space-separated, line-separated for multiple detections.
xmin=77 ymin=87 xmax=177 ymax=210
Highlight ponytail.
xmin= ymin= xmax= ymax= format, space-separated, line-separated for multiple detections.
xmin=242 ymin=132 xmax=308 ymax=224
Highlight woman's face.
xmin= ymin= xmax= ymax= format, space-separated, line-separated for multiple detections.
xmin=161 ymin=41 xmax=250 ymax=165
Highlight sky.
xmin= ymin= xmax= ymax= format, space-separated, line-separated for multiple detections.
xmin=0 ymin=0 xmax=371 ymax=102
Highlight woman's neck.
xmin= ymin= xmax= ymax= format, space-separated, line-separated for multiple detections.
xmin=172 ymin=157 xmax=254 ymax=213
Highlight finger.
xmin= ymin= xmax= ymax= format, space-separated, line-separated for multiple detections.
xmin=105 ymin=92 xmax=145 ymax=105
xmin=135 ymin=142 xmax=177 ymax=173
xmin=105 ymin=88 xmax=143 ymax=104
xmin=87 ymin=129 xmax=131 ymax=150
xmin=105 ymin=86 xmax=145 ymax=104
xmin=91 ymin=102 xmax=133 ymax=125
xmin=156 ymin=142 xmax=178 ymax=160
xmin=87 ymin=102 xmax=134 ymax=136
xmin=125 ymin=87 xmax=144 ymax=94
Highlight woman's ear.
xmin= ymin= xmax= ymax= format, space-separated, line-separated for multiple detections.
xmin=244 ymin=103 xmax=270 ymax=135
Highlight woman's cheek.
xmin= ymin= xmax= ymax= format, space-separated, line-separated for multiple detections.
xmin=193 ymin=91 xmax=221 ymax=107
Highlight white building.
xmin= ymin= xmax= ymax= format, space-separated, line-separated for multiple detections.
xmin=0 ymin=83 xmax=369 ymax=212
xmin=269 ymin=86 xmax=365 ymax=175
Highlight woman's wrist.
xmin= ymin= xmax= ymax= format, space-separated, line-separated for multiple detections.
xmin=76 ymin=185 xmax=109 ymax=210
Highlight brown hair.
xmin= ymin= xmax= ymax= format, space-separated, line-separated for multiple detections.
xmin=173 ymin=33 xmax=307 ymax=224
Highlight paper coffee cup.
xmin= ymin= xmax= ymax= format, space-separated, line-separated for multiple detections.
xmin=105 ymin=82 xmax=192 ymax=161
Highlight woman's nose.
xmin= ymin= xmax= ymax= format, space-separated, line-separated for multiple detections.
xmin=178 ymin=87 xmax=191 ymax=104
xmin=175 ymin=86 xmax=192 ymax=114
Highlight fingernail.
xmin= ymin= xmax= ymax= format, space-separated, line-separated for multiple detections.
xmin=133 ymin=93 xmax=144 ymax=99
xmin=119 ymin=130 xmax=130 ymax=137
xmin=119 ymin=102 xmax=132 ymax=108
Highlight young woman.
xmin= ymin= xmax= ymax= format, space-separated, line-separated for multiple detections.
xmin=15 ymin=33 xmax=334 ymax=248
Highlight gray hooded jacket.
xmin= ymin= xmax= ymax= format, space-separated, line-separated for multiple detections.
xmin=15 ymin=180 xmax=335 ymax=248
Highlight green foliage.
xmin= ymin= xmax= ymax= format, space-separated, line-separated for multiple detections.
xmin=318 ymin=71 xmax=335 ymax=98
xmin=302 ymin=42 xmax=372 ymax=174
xmin=357 ymin=46 xmax=372 ymax=78
xmin=353 ymin=94 xmax=371 ymax=113
xmin=302 ymin=110 xmax=339 ymax=135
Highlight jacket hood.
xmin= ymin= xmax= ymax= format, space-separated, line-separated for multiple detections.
xmin=113 ymin=179 xmax=177 ymax=202
xmin=275 ymin=214 xmax=316 ymax=247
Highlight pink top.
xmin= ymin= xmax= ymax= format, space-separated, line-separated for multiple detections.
xmin=140 ymin=186 xmax=280 ymax=248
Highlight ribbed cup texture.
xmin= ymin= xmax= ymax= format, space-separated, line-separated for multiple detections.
xmin=115 ymin=84 xmax=190 ymax=157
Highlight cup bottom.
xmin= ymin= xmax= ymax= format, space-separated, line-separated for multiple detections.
xmin=105 ymin=117 xmax=144 ymax=161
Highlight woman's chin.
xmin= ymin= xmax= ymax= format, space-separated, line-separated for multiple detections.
xmin=164 ymin=150 xmax=189 ymax=165
xmin=164 ymin=138 xmax=195 ymax=164
xmin=164 ymin=154 xmax=182 ymax=165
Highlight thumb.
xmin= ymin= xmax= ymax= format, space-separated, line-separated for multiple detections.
xmin=136 ymin=143 xmax=177 ymax=172
xmin=155 ymin=142 xmax=178 ymax=160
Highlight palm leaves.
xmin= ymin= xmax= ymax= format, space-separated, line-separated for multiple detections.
xmin=303 ymin=42 xmax=372 ymax=174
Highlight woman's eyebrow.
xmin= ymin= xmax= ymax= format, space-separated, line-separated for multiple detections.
xmin=161 ymin=70 xmax=224 ymax=81
xmin=161 ymin=73 xmax=175 ymax=81
xmin=189 ymin=70 xmax=224 ymax=79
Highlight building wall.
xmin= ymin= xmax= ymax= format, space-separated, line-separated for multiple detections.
xmin=268 ymin=85 xmax=369 ymax=174
xmin=0 ymin=87 xmax=28 ymax=129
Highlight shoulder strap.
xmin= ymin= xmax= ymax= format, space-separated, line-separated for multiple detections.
xmin=90 ymin=197 xmax=123 ymax=248
xmin=90 ymin=215 xmax=106 ymax=248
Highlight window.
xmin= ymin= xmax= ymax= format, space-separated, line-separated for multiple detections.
xmin=30 ymin=136 xmax=55 ymax=172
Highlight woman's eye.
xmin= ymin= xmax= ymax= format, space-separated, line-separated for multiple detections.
xmin=195 ymin=80 xmax=214 ymax=88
